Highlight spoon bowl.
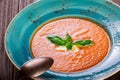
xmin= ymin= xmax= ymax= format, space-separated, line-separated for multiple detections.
xmin=21 ymin=57 xmax=54 ymax=79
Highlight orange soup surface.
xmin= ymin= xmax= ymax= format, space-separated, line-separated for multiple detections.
xmin=31 ymin=18 xmax=110 ymax=73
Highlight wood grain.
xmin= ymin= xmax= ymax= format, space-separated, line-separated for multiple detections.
xmin=112 ymin=0 xmax=120 ymax=5
xmin=0 ymin=0 xmax=18 ymax=80
xmin=0 ymin=0 xmax=35 ymax=80
xmin=0 ymin=0 xmax=120 ymax=80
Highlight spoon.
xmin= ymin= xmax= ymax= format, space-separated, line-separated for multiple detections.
xmin=20 ymin=57 xmax=54 ymax=80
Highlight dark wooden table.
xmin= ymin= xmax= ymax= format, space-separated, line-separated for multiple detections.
xmin=0 ymin=0 xmax=120 ymax=80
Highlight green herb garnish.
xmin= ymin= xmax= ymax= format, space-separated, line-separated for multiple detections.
xmin=65 ymin=34 xmax=72 ymax=43
xmin=64 ymin=34 xmax=73 ymax=50
xmin=65 ymin=42 xmax=73 ymax=50
xmin=47 ymin=36 xmax=66 ymax=45
xmin=47 ymin=34 xmax=94 ymax=51
xmin=73 ymin=40 xmax=94 ymax=47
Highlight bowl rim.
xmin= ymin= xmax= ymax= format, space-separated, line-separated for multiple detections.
xmin=4 ymin=0 xmax=120 ymax=79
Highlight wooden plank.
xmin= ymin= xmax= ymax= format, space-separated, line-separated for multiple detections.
xmin=0 ymin=0 xmax=36 ymax=79
xmin=0 ymin=0 xmax=19 ymax=80
xmin=19 ymin=0 xmax=36 ymax=11
xmin=0 ymin=0 xmax=13 ymax=80
xmin=112 ymin=0 xmax=120 ymax=5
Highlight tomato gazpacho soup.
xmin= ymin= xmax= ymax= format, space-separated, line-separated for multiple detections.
xmin=31 ymin=18 xmax=110 ymax=73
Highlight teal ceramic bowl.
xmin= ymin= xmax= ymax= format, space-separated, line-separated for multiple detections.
xmin=5 ymin=0 xmax=120 ymax=80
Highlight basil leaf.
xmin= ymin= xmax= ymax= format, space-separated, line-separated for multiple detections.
xmin=47 ymin=36 xmax=66 ymax=45
xmin=65 ymin=43 xmax=73 ymax=50
xmin=73 ymin=40 xmax=94 ymax=47
xmin=65 ymin=34 xmax=73 ymax=50
xmin=65 ymin=34 xmax=72 ymax=43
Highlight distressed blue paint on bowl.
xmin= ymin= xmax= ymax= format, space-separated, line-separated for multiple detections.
xmin=5 ymin=0 xmax=120 ymax=79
